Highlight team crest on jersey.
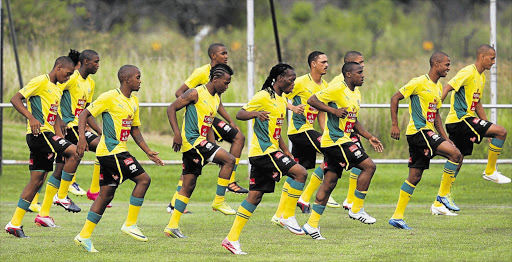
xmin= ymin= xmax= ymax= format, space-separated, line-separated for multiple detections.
xmin=124 ymin=157 xmax=134 ymax=165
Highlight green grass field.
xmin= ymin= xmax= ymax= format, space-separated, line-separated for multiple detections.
xmin=0 ymin=123 xmax=511 ymax=261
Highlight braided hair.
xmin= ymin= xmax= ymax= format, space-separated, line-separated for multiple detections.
xmin=209 ymin=63 xmax=234 ymax=81
xmin=261 ymin=63 xmax=294 ymax=98
xmin=67 ymin=49 xmax=81 ymax=67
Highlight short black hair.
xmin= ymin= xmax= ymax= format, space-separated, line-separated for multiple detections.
xmin=208 ymin=43 xmax=225 ymax=59
xmin=117 ymin=65 xmax=139 ymax=83
xmin=307 ymin=51 xmax=325 ymax=68
xmin=342 ymin=62 xmax=361 ymax=77
xmin=53 ymin=56 xmax=75 ymax=69
xmin=429 ymin=51 xmax=449 ymax=67
xmin=343 ymin=51 xmax=362 ymax=63
xmin=476 ymin=44 xmax=495 ymax=57
xmin=79 ymin=50 xmax=99 ymax=64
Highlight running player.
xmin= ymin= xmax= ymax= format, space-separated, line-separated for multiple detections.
xmin=222 ymin=63 xmax=308 ymax=255
xmin=389 ymin=52 xmax=463 ymax=230
xmin=167 ymin=43 xmax=247 ymax=214
xmin=164 ymin=64 xmax=237 ymax=239
xmin=74 ymin=65 xmax=163 ymax=252
xmin=5 ymin=56 xmax=80 ymax=238
xmin=301 ymin=62 xmax=383 ymax=239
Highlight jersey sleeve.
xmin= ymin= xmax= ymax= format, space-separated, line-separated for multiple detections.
xmin=398 ymin=78 xmax=419 ymax=99
xmin=132 ymin=96 xmax=141 ymax=127
xmin=19 ymin=75 xmax=44 ymax=99
xmin=315 ymin=84 xmax=339 ymax=105
xmin=447 ymin=66 xmax=472 ymax=92
xmin=243 ymin=91 xmax=265 ymax=112
xmin=284 ymin=77 xmax=305 ymax=100
xmin=87 ymin=92 xmax=111 ymax=117
xmin=87 ymin=79 xmax=96 ymax=103
xmin=184 ymin=67 xmax=208 ymax=89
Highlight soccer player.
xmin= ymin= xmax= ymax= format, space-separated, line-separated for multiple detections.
xmin=164 ymin=64 xmax=237 ymax=239
xmin=301 ymin=62 xmax=383 ymax=240
xmin=222 ymin=63 xmax=308 ymax=255
xmin=5 ymin=56 xmax=79 ymax=238
xmin=167 ymin=43 xmax=247 ymax=214
xmin=74 ymin=65 xmax=163 ymax=252
xmin=438 ymin=45 xmax=509 ymax=212
xmin=389 ymin=52 xmax=463 ymax=230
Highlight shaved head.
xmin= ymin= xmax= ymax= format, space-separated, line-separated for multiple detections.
xmin=344 ymin=51 xmax=362 ymax=63
xmin=342 ymin=62 xmax=362 ymax=77
xmin=53 ymin=56 xmax=75 ymax=69
xmin=79 ymin=50 xmax=99 ymax=63
xmin=118 ymin=65 xmax=139 ymax=83
xmin=208 ymin=43 xmax=225 ymax=59
xmin=476 ymin=44 xmax=495 ymax=57
xmin=429 ymin=51 xmax=449 ymax=67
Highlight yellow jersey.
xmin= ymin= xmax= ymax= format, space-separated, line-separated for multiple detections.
xmin=184 ymin=64 xmax=211 ymax=88
xmin=244 ymin=90 xmax=287 ymax=157
xmin=87 ymin=88 xmax=141 ymax=156
xmin=445 ymin=64 xmax=485 ymax=124
xmin=316 ymin=81 xmax=360 ymax=147
xmin=19 ymin=74 xmax=62 ymax=134
xmin=399 ymin=74 xmax=442 ymax=135
xmin=60 ymin=70 xmax=95 ymax=127
xmin=284 ymin=74 xmax=328 ymax=135
xmin=329 ymin=72 xmax=344 ymax=86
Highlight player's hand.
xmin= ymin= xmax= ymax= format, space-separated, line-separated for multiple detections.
xmin=369 ymin=136 xmax=384 ymax=153
xmin=334 ymin=107 xmax=348 ymax=119
xmin=255 ymin=111 xmax=270 ymax=121
xmin=29 ymin=116 xmax=41 ymax=136
xmin=147 ymin=151 xmax=164 ymax=166
xmin=229 ymin=122 xmax=241 ymax=132
xmin=292 ymin=104 xmax=305 ymax=115
xmin=172 ymin=135 xmax=182 ymax=152
xmin=391 ymin=125 xmax=401 ymax=140
xmin=284 ymin=151 xmax=294 ymax=160
xmin=76 ymin=139 xmax=88 ymax=158
xmin=59 ymin=122 xmax=68 ymax=136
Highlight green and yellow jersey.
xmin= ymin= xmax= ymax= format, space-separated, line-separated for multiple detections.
xmin=284 ymin=74 xmax=328 ymax=135
xmin=316 ymin=81 xmax=360 ymax=147
xmin=244 ymin=90 xmax=287 ymax=157
xmin=19 ymin=74 xmax=62 ymax=134
xmin=399 ymin=75 xmax=442 ymax=135
xmin=87 ymin=88 xmax=140 ymax=156
xmin=181 ymin=85 xmax=220 ymax=152
xmin=184 ymin=64 xmax=211 ymax=88
xmin=59 ymin=70 xmax=95 ymax=127
xmin=445 ymin=64 xmax=485 ymax=124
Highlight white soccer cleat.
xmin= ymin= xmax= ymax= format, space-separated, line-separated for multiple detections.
xmin=326 ymin=196 xmax=341 ymax=208
xmin=430 ymin=204 xmax=458 ymax=216
xmin=302 ymin=223 xmax=326 ymax=240
xmin=348 ymin=208 xmax=377 ymax=224
xmin=482 ymin=170 xmax=511 ymax=184
xmin=222 ymin=237 xmax=247 ymax=255
xmin=342 ymin=198 xmax=353 ymax=210
xmin=271 ymin=215 xmax=284 ymax=228
xmin=279 ymin=216 xmax=305 ymax=235
xmin=34 ymin=215 xmax=59 ymax=227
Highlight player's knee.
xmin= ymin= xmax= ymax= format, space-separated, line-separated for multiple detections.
xmin=233 ymin=132 xmax=245 ymax=145
xmin=291 ymin=164 xmax=307 ymax=183
xmin=222 ymin=154 xmax=236 ymax=168
xmin=449 ymin=149 xmax=462 ymax=163
xmin=138 ymin=175 xmax=151 ymax=188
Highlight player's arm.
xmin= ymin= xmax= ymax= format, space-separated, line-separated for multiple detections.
xmin=307 ymin=95 xmax=347 ymax=118
xmin=217 ymin=102 xmax=239 ymax=131
xmin=77 ymin=109 xmax=92 ymax=157
xmin=433 ymin=109 xmax=451 ymax=143
xmin=10 ymin=92 xmax=41 ymax=136
xmin=474 ymin=101 xmax=488 ymax=121
xmin=390 ymin=91 xmax=404 ymax=140
xmin=287 ymin=102 xmax=305 ymax=115
xmin=441 ymin=84 xmax=454 ymax=101
xmin=317 ymin=111 xmax=325 ymax=132
xmin=354 ymin=120 xmax=383 ymax=152
xmin=84 ymin=103 xmax=102 ymax=136
xmin=131 ymin=126 xmax=164 ymax=166
xmin=175 ymin=83 xmax=190 ymax=98
xmin=279 ymin=135 xmax=294 ymax=159
xmin=236 ymin=108 xmax=270 ymax=121
xmin=55 ymin=114 xmax=67 ymax=137
xmin=167 ymin=88 xmax=199 ymax=152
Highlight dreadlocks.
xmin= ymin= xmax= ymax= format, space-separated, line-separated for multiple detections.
xmin=209 ymin=63 xmax=234 ymax=81
xmin=67 ymin=49 xmax=81 ymax=67
xmin=261 ymin=63 xmax=294 ymax=98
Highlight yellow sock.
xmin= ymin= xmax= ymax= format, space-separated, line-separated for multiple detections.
xmin=301 ymin=166 xmax=323 ymax=203
xmin=229 ymin=158 xmax=240 ymax=184
xmin=31 ymin=193 xmax=39 ymax=205
xmin=227 ymin=199 xmax=256 ymax=241
xmin=391 ymin=180 xmax=415 ymax=220
xmin=40 ymin=176 xmax=60 ymax=217
xmin=485 ymin=139 xmax=504 ymax=175
xmin=171 ymin=180 xmax=183 ymax=207
xmin=282 ymin=180 xmax=304 ymax=219
xmin=167 ymin=194 xmax=189 ymax=228
xmin=125 ymin=196 xmax=144 ymax=226
xmin=89 ymin=159 xmax=101 ymax=193
xmin=71 ymin=175 xmax=76 ymax=185
xmin=274 ymin=178 xmax=291 ymax=218
xmin=11 ymin=198 xmax=31 ymax=227
xmin=351 ymin=190 xmax=367 ymax=213
xmin=307 ymin=203 xmax=326 ymax=228
xmin=438 ymin=160 xmax=458 ymax=197
xmin=80 ymin=211 xmax=102 ymax=239
xmin=346 ymin=168 xmax=361 ymax=203
xmin=214 ymin=178 xmax=230 ymax=204
xmin=58 ymin=171 xmax=74 ymax=199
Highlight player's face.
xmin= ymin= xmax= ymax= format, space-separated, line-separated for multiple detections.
xmin=213 ymin=73 xmax=231 ymax=94
xmin=482 ymin=49 xmax=496 ymax=70
xmin=350 ymin=65 xmax=364 ymax=86
xmin=279 ymin=69 xmax=296 ymax=94
xmin=128 ymin=70 xmax=142 ymax=92
xmin=437 ymin=56 xmax=451 ymax=77
xmin=86 ymin=55 xmax=100 ymax=74
xmin=57 ymin=65 xmax=75 ymax=84
xmin=313 ymin=54 xmax=328 ymax=75
xmin=213 ymin=46 xmax=228 ymax=65
xmin=352 ymin=56 xmax=365 ymax=68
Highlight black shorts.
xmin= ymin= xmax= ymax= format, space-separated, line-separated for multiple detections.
xmin=406 ymin=129 xmax=446 ymax=169
xmin=249 ymin=151 xmax=298 ymax=193
xmin=289 ymin=130 xmax=323 ymax=169
xmin=322 ymin=142 xmax=369 ymax=177
xmin=97 ymin=152 xmax=145 ymax=187
xmin=56 ymin=126 xmax=99 ymax=163
xmin=446 ymin=117 xmax=492 ymax=156
xmin=349 ymin=132 xmax=365 ymax=151
xmin=212 ymin=117 xmax=238 ymax=143
xmin=26 ymin=132 xmax=73 ymax=172
xmin=182 ymin=140 xmax=221 ymax=176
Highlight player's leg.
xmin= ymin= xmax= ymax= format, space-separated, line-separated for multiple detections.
xmin=432 ymin=141 xmax=462 ymax=213
xmin=36 ymin=162 xmax=63 ymax=227
xmin=278 ymin=163 xmax=306 ymax=235
xmin=122 ymin=172 xmax=151 ymax=242
xmin=348 ymin=158 xmax=377 ymax=224
xmin=211 ymin=147 xmax=237 ymax=214
xmin=389 ymin=167 xmax=424 ymax=230
xmin=165 ymin=173 xmax=198 ymax=238
xmin=298 ymin=166 xmax=323 ymax=213
xmin=54 ymin=144 xmax=82 ymax=213
xmin=29 ymin=183 xmax=43 ymax=213
xmin=343 ymin=167 xmax=361 ymax=210
xmin=483 ymin=124 xmax=509 ymax=183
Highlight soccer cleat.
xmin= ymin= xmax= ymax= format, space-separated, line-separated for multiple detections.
xmin=53 ymin=194 xmax=81 ymax=213
xmin=279 ymin=216 xmax=305 ymax=235
xmin=222 ymin=237 xmax=247 ymax=255
xmin=437 ymin=195 xmax=460 ymax=211
xmin=5 ymin=222 xmax=29 ymax=238
xmin=348 ymin=208 xmax=377 ymax=224
xmin=388 ymin=218 xmax=412 ymax=230
xmin=164 ymin=227 xmax=187 ymax=238
xmin=227 ymin=181 xmax=249 ymax=194
xmin=87 ymin=190 xmax=112 ymax=208
xmin=212 ymin=200 xmax=236 ymax=215
xmin=342 ymin=198 xmax=353 ymax=210
xmin=302 ymin=223 xmax=326 ymax=240
xmin=74 ymin=234 xmax=98 ymax=252
xmin=34 ymin=215 xmax=59 ymax=227
xmin=430 ymin=204 xmax=458 ymax=216
xmin=121 ymin=223 xmax=148 ymax=242
xmin=296 ymin=199 xmax=311 ymax=214
xmin=483 ymin=170 xmax=511 ymax=184
xmin=326 ymin=196 xmax=341 ymax=208
xmin=166 ymin=203 xmax=192 ymax=214
xmin=28 ymin=203 xmax=42 ymax=213
xmin=69 ymin=182 xmax=87 ymax=196
xmin=271 ymin=215 xmax=284 ymax=228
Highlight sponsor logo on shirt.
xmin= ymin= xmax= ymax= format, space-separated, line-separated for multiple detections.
xmin=200 ymin=140 xmax=208 ymax=147
xmin=275 ymin=152 xmax=284 ymax=158
xmin=349 ymin=144 xmax=358 ymax=152
xmin=124 ymin=157 xmax=134 ymax=165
